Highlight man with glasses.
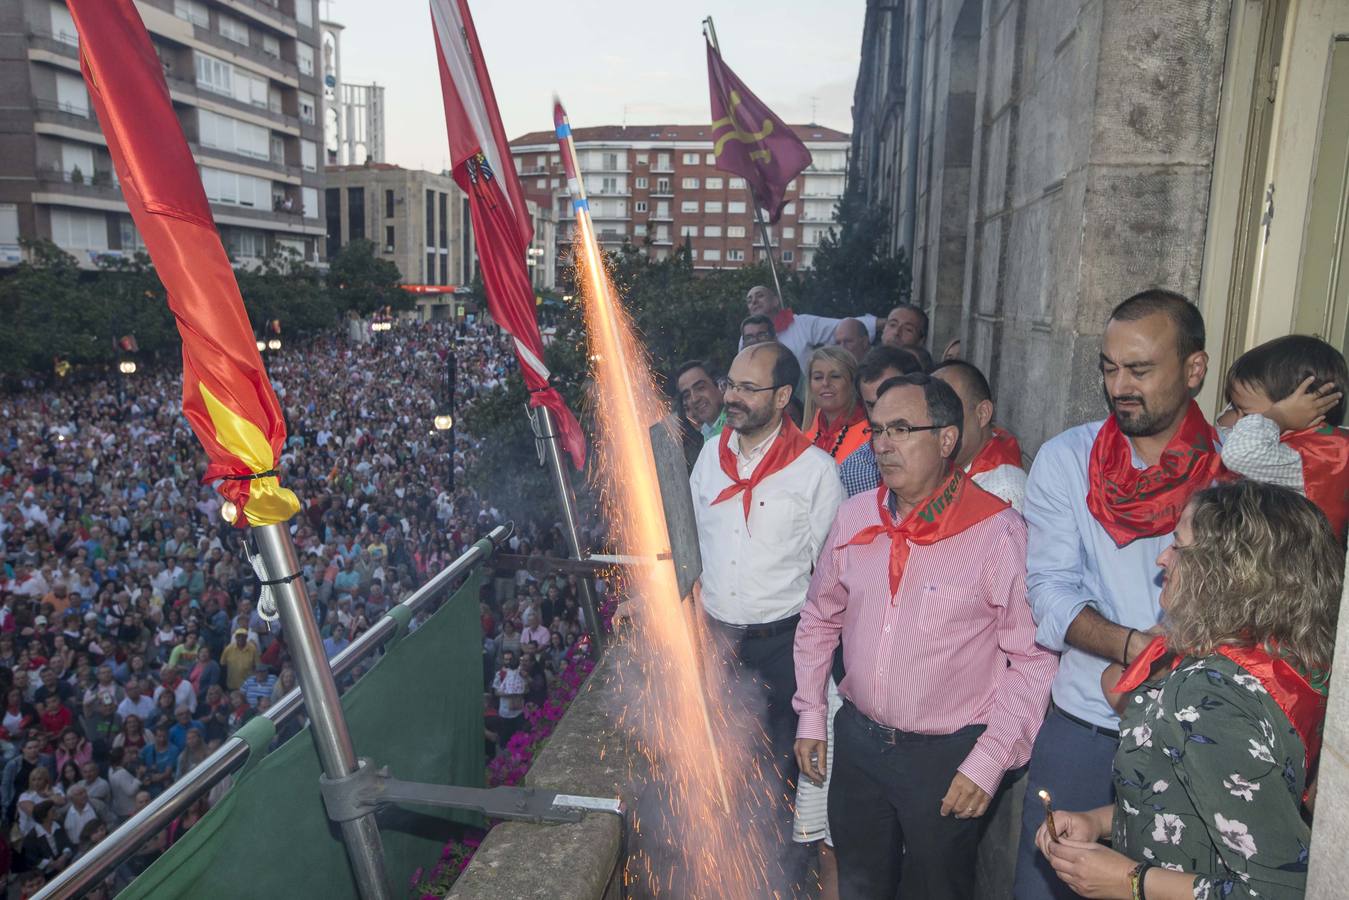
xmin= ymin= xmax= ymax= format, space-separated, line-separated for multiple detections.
xmin=793 ymin=373 xmax=1056 ymax=899
xmin=689 ymin=341 xmax=844 ymax=882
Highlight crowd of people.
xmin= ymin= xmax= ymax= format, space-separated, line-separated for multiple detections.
xmin=674 ymin=285 xmax=1344 ymax=900
xmin=0 ymin=316 xmax=586 ymax=896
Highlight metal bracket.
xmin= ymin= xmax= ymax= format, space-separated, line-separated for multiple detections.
xmin=318 ymin=758 xmax=623 ymax=826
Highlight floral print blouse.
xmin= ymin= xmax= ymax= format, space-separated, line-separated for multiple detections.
xmin=1113 ymin=653 xmax=1312 ymax=900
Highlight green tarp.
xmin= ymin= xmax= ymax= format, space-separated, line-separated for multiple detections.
xmin=119 ymin=571 xmax=487 ymax=899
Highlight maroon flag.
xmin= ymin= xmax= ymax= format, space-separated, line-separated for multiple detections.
xmin=706 ymin=40 xmax=812 ymax=223
xmin=429 ymin=0 xmax=585 ymax=470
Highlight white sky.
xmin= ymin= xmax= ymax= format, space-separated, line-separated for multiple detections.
xmin=328 ymin=0 xmax=865 ymax=172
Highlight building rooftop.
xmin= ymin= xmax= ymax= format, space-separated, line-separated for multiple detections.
xmin=509 ymin=123 xmax=849 ymax=147
xmin=325 ymin=162 xmax=407 ymax=172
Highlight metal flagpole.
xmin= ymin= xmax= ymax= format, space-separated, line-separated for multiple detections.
xmin=703 ymin=15 xmax=784 ymax=301
xmin=251 ymin=522 xmax=392 ymax=900
xmin=531 ymin=405 xmax=605 ymax=657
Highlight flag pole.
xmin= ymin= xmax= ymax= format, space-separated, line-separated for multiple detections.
xmin=703 ymin=16 xmax=784 ymax=302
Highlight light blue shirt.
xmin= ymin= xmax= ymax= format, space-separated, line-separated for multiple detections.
xmin=1025 ymin=420 xmax=1171 ymax=729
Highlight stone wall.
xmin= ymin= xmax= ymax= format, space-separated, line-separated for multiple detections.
xmin=1307 ymin=560 xmax=1349 ymax=898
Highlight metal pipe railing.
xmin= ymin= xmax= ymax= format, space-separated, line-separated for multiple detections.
xmin=35 ymin=524 xmax=512 ymax=900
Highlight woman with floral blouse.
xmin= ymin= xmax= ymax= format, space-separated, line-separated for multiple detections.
xmin=1037 ymin=481 xmax=1337 ymax=899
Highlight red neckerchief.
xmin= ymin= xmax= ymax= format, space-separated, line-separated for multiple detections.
xmin=1114 ymin=636 xmax=1328 ymax=776
xmin=772 ymin=309 xmax=796 ymax=333
xmin=807 ymin=405 xmax=867 ymax=457
xmin=712 ymin=418 xmax=814 ymax=523
xmin=1281 ymin=425 xmax=1349 ymax=540
xmin=1086 ymin=402 xmax=1226 ymax=546
xmin=837 ymin=469 xmax=1010 ymax=598
xmin=967 ymin=427 xmax=1023 ymax=476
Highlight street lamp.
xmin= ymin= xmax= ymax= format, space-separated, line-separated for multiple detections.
xmin=266 ymin=338 xmax=282 ymax=351
xmin=118 ymin=360 xmax=137 ymax=375
xmin=433 ymin=414 xmax=454 ymax=431
xmin=256 ymin=340 xmax=267 ymax=353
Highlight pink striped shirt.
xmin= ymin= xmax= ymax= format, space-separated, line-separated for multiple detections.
xmin=792 ymin=490 xmax=1058 ymax=796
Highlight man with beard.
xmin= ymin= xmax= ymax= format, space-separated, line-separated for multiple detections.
xmin=689 ymin=341 xmax=844 ymax=877
xmin=1013 ymin=290 xmax=1223 ymax=900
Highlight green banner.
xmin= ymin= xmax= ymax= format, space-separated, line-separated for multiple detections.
xmin=119 ymin=572 xmax=487 ymax=899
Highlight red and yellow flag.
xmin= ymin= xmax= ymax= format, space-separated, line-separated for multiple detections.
xmin=66 ymin=0 xmax=298 ymax=527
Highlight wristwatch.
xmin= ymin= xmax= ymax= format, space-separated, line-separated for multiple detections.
xmin=1128 ymin=861 xmax=1154 ymax=900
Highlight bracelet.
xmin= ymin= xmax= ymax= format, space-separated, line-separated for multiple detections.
xmin=1129 ymin=861 xmax=1154 ymax=900
xmin=1122 ymin=628 xmax=1138 ymax=665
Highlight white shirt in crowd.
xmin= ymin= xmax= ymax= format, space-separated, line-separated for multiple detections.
xmin=739 ymin=313 xmax=878 ymax=371
xmin=690 ymin=423 xmax=844 ymax=625
xmin=970 ymin=463 xmax=1028 ymax=512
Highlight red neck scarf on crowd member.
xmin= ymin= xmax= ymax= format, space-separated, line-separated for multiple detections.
xmin=712 ymin=418 xmax=813 ymax=522
xmin=1281 ymin=426 xmax=1349 ymax=540
xmin=807 ymin=405 xmax=869 ymax=461
xmin=772 ymin=308 xmax=796 ymax=333
xmin=1114 ymin=636 xmax=1329 ymax=775
xmin=1086 ymin=401 xmax=1225 ymax=547
xmin=838 ymin=469 xmax=1010 ymax=598
xmin=967 ymin=427 xmax=1023 ymax=476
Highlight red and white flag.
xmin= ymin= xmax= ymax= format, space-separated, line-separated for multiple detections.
xmin=429 ymin=0 xmax=585 ymax=469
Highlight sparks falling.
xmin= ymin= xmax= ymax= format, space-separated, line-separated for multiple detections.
xmin=555 ymin=99 xmax=787 ymax=898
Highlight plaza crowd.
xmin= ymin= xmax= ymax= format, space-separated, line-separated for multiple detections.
xmin=673 ymin=286 xmax=1345 ymax=900
xmin=0 ymin=316 xmax=596 ymax=896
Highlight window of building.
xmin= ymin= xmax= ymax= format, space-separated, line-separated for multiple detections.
xmin=60 ymin=143 xmax=93 ymax=180
xmin=705 ymin=153 xmax=716 ymax=165
xmin=682 ymin=152 xmax=700 ymax=165
xmin=384 ymin=189 xmax=395 ymax=218
xmin=727 ymin=248 xmax=745 ymax=262
xmin=302 ymin=186 xmax=318 ymax=219
xmin=601 ymin=176 xmax=617 ymax=194
xmin=705 ymin=177 xmax=723 ymax=190
xmin=347 ymin=187 xmax=364 ymax=238
xmin=634 ymin=201 xmax=648 ymax=213
xmin=728 ymin=200 xmax=746 ymax=214
xmin=634 ymin=223 xmax=647 ymax=237
xmin=301 ymin=139 xmax=318 ymax=171
xmin=727 ymin=225 xmax=746 ymax=238
xmin=682 ymin=177 xmax=699 ymax=190
xmin=440 ymin=250 xmax=447 ymax=284
xmin=426 ymin=190 xmax=435 ymax=243
xmin=781 ymin=250 xmax=794 ymax=262
xmin=551 ymin=177 xmax=559 ymax=188
xmin=299 ymin=91 xmax=316 ymax=124
xmin=226 ymin=228 xmax=265 ymax=260
xmin=655 ymin=202 xmax=670 ymax=217
xmin=297 ymin=43 xmax=315 ymax=76
xmin=276 ymin=237 xmax=306 ymax=260
xmin=218 ymin=14 xmax=249 ymax=45
xmin=536 ymin=154 xmax=546 ymax=168
xmin=536 ymin=178 xmax=546 ymax=189
xmin=636 ymin=152 xmax=648 ymax=165
xmin=173 ymin=0 xmax=209 ymax=28
xmin=296 ymin=0 xmax=314 ymax=27
xmin=199 ymin=109 xmax=270 ymax=160
xmin=603 ymin=152 xmax=619 ymax=169
xmin=49 ymin=2 xmax=78 ymax=45
xmin=325 ymin=187 xmax=340 ymax=256
xmin=655 ymin=178 xmax=670 ymax=193
xmin=117 ymin=217 xmax=145 ymax=251
xmin=656 ymin=153 xmax=671 ymax=169
xmin=550 ymin=154 xmax=559 ymax=164
xmin=780 ymin=226 xmax=795 ymax=238
xmin=425 ymin=252 xmax=434 ymax=281
xmin=729 ymin=177 xmax=746 ymax=190
xmin=787 ymin=180 xmax=797 ymax=192
xmin=703 ymin=248 xmax=721 ymax=262
xmin=261 ymin=34 xmax=281 ymax=59
xmin=635 ymin=176 xmax=648 ymax=189
xmin=385 ymin=225 xmax=395 ymax=251
xmin=680 ymin=225 xmax=698 ymax=238
xmin=439 ymin=193 xmax=448 ymax=248
xmin=0 ymin=204 xmax=20 ymax=251
xmin=704 ymin=225 xmax=722 ymax=238
xmin=201 ymin=166 xmax=270 ymax=208
xmin=704 ymin=201 xmax=723 ymax=214
xmin=680 ymin=201 xmax=699 ymax=213
xmin=783 ymin=202 xmax=796 ymax=215
xmin=51 ymin=209 xmax=107 ymax=251
xmin=54 ymin=72 xmax=89 ymax=116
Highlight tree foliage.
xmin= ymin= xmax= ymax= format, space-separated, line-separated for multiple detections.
xmin=325 ymin=239 xmax=407 ymax=316
xmin=791 ymin=190 xmax=911 ymax=320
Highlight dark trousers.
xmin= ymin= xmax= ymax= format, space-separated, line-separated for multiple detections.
xmin=1011 ymin=707 xmax=1119 ymax=900
xmin=829 ymin=701 xmax=986 ymax=900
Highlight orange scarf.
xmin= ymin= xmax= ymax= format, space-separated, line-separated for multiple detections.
xmin=807 ymin=406 xmax=869 ymax=462
xmin=1086 ymin=402 xmax=1225 ymax=546
xmin=771 ymin=309 xmax=796 ymax=333
xmin=967 ymin=427 xmax=1023 ymax=476
xmin=838 ymin=469 xmax=1010 ymax=598
xmin=1282 ymin=425 xmax=1349 ymax=540
xmin=712 ymin=418 xmax=813 ymax=522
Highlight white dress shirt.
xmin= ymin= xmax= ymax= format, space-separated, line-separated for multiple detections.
xmin=741 ymin=313 xmax=879 ymax=371
xmin=971 ymin=464 xmax=1028 ymax=512
xmin=689 ymin=424 xmax=844 ymax=625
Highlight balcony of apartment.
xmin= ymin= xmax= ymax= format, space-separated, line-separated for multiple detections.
xmin=647 ymin=210 xmax=673 ymax=222
xmin=32 ymin=167 xmax=126 ymax=209
xmin=582 ymin=163 xmax=631 ymax=174
xmin=648 ymin=189 xmax=674 ymax=199
xmin=588 ymin=187 xmax=632 ymax=199
xmin=31 ymin=98 xmax=102 ymax=137
xmin=649 ymin=164 xmax=675 ymax=174
xmin=188 ymin=27 xmax=302 ymax=85
xmin=190 ymin=143 xmax=303 ymax=183
xmin=163 ymin=72 xmax=302 ymax=132
xmin=212 ymin=0 xmax=299 ymax=35
xmin=649 ymin=235 xmax=673 ymax=246
xmin=26 ymin=26 xmax=79 ymax=62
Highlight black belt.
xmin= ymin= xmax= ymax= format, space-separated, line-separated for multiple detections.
xmin=1050 ymin=700 xmax=1120 ymax=740
xmin=706 ymin=613 xmax=800 ymax=639
xmin=840 ymin=700 xmax=985 ymax=746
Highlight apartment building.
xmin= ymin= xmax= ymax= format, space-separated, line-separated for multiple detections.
xmin=508 ymin=124 xmax=848 ymax=284
xmin=0 ymin=0 xmax=327 ymax=268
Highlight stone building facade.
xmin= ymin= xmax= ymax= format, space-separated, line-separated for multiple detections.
xmin=850 ymin=2 xmax=1349 ymax=893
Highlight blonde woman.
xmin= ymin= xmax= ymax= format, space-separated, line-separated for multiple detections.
xmin=1039 ymin=481 xmax=1338 ymax=900
xmin=803 ymin=346 xmax=868 ymax=464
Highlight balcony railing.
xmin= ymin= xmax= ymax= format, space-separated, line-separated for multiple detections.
xmin=34 ymin=168 xmax=124 ymax=203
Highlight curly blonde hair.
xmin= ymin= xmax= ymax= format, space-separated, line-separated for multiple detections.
xmin=1164 ymin=480 xmax=1342 ymax=671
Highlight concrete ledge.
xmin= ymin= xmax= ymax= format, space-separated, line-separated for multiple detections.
xmin=448 ymin=645 xmax=630 ymax=900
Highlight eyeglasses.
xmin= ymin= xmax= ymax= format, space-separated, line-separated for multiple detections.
xmin=864 ymin=422 xmax=945 ymax=443
xmin=717 ymin=378 xmax=785 ymax=395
